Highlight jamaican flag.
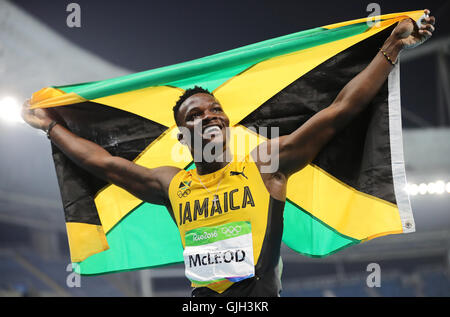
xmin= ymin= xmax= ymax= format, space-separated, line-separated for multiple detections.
xmin=30 ymin=11 xmax=422 ymax=275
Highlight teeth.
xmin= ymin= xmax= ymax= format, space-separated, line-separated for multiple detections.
xmin=203 ymin=125 xmax=221 ymax=135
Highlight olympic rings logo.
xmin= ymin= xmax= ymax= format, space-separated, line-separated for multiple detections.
xmin=177 ymin=188 xmax=191 ymax=198
xmin=221 ymin=225 xmax=241 ymax=236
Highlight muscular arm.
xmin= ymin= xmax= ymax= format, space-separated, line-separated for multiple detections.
xmin=276 ymin=35 xmax=401 ymax=176
xmin=254 ymin=13 xmax=435 ymax=178
xmin=22 ymin=106 xmax=180 ymax=205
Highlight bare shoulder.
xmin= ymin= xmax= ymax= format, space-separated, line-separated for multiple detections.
xmin=134 ymin=165 xmax=182 ymax=205
xmin=150 ymin=165 xmax=183 ymax=189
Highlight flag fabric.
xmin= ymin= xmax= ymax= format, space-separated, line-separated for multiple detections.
xmin=30 ymin=11 xmax=423 ymax=275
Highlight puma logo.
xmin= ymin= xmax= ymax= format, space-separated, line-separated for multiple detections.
xmin=230 ymin=167 xmax=248 ymax=179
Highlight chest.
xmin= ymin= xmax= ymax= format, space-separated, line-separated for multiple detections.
xmin=170 ymin=162 xmax=272 ymax=250
xmin=175 ymin=180 xmax=263 ymax=228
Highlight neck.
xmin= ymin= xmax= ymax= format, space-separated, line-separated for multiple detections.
xmin=196 ymin=160 xmax=229 ymax=175
xmin=193 ymin=144 xmax=232 ymax=175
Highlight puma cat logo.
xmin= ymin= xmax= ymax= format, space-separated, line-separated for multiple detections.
xmin=230 ymin=167 xmax=248 ymax=179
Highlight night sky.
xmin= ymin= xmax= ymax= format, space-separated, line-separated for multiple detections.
xmin=11 ymin=0 xmax=450 ymax=126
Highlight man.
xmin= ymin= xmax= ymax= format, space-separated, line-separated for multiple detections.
xmin=22 ymin=11 xmax=435 ymax=297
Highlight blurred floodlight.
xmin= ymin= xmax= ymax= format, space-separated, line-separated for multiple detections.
xmin=435 ymin=181 xmax=445 ymax=194
xmin=0 ymin=97 xmax=24 ymax=124
xmin=418 ymin=183 xmax=428 ymax=195
xmin=407 ymin=183 xmax=419 ymax=196
xmin=427 ymin=182 xmax=437 ymax=194
xmin=406 ymin=181 xmax=450 ymax=196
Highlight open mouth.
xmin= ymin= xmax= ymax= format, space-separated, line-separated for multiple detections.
xmin=202 ymin=124 xmax=222 ymax=138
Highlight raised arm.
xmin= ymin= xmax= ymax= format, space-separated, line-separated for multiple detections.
xmin=22 ymin=102 xmax=180 ymax=205
xmin=255 ymin=11 xmax=435 ymax=178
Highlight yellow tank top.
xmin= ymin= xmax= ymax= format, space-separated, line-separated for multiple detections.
xmin=168 ymin=154 xmax=272 ymax=293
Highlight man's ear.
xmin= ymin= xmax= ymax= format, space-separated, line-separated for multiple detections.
xmin=178 ymin=132 xmax=186 ymax=145
xmin=177 ymin=127 xmax=191 ymax=146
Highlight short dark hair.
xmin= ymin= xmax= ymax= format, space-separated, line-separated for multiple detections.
xmin=173 ymin=86 xmax=214 ymax=125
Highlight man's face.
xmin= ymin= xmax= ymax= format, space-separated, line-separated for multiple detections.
xmin=176 ymin=93 xmax=230 ymax=155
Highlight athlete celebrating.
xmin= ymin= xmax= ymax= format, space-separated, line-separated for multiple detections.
xmin=22 ymin=11 xmax=435 ymax=297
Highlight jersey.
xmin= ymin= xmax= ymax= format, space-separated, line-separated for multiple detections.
xmin=167 ymin=154 xmax=285 ymax=296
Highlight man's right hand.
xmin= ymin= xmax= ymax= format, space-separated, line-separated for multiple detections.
xmin=21 ymin=99 xmax=59 ymax=131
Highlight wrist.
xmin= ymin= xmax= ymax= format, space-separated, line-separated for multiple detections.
xmin=40 ymin=120 xmax=53 ymax=131
xmin=383 ymin=35 xmax=404 ymax=54
xmin=44 ymin=121 xmax=59 ymax=139
xmin=380 ymin=35 xmax=403 ymax=65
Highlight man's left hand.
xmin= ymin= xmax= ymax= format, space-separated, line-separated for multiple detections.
xmin=391 ymin=9 xmax=436 ymax=50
